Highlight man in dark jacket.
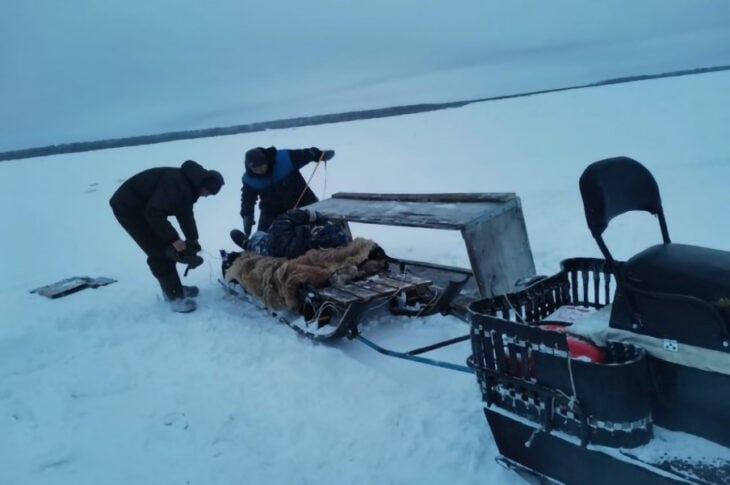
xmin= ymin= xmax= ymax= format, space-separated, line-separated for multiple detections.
xmin=110 ymin=160 xmax=224 ymax=313
xmin=231 ymin=208 xmax=350 ymax=259
xmin=240 ymin=146 xmax=335 ymax=236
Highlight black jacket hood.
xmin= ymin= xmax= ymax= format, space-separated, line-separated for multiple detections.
xmin=181 ymin=160 xmax=209 ymax=190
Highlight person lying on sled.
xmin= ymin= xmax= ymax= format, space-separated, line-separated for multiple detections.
xmin=229 ymin=208 xmax=350 ymax=259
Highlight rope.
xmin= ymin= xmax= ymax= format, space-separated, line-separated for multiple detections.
xmin=362 ymin=270 xmax=411 ymax=314
xmin=503 ymin=295 xmax=526 ymax=324
xmin=293 ymin=151 xmax=326 ymax=209
xmin=499 ymin=294 xmax=580 ymax=439
xmin=403 ymin=270 xmax=438 ymax=317
xmin=310 ymin=300 xmax=338 ymax=324
xmin=565 ymin=349 xmax=579 ymax=406
xmin=524 ymin=427 xmax=542 ymax=448
xmin=201 ymin=248 xmax=221 ymax=283
xmin=360 ymin=269 xmax=437 ymax=318
xmin=322 ymin=161 xmax=327 ymax=197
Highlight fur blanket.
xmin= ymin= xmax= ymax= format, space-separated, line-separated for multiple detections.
xmin=224 ymin=237 xmax=386 ymax=311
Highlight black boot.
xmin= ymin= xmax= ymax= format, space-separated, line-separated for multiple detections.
xmin=157 ymin=272 xmax=197 ymax=313
xmin=182 ymin=285 xmax=199 ymax=298
xmin=230 ymin=229 xmax=249 ymax=250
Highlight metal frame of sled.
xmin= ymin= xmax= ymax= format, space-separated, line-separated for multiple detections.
xmin=298 ymin=192 xmax=536 ymax=371
xmin=307 ymin=192 xmax=536 ymax=299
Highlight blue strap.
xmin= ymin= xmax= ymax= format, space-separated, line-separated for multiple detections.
xmin=355 ymin=335 xmax=475 ymax=374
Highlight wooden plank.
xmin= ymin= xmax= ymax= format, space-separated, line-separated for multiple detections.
xmin=372 ymin=275 xmax=419 ymax=291
xmin=307 ymin=195 xmax=521 ymax=229
xmin=315 ymin=273 xmax=434 ymax=304
xmin=392 ymin=273 xmax=433 ymax=287
xmin=332 ymin=192 xmax=516 ymax=203
xmin=369 ymin=275 xmax=412 ymax=290
xmin=317 ymin=286 xmax=362 ymax=304
xmin=335 ymin=284 xmax=381 ymax=300
xmin=351 ymin=279 xmax=398 ymax=295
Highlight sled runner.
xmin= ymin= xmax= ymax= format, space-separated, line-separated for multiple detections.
xmin=468 ymin=157 xmax=730 ymax=485
xmin=221 ymin=253 xmax=470 ymax=339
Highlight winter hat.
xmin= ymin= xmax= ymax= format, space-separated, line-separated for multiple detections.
xmin=245 ymin=148 xmax=267 ymax=170
xmin=309 ymin=222 xmax=350 ymax=249
xmin=203 ymin=170 xmax=225 ymax=195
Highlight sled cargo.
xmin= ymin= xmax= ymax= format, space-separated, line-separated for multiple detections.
xmin=468 ymin=157 xmax=730 ymax=484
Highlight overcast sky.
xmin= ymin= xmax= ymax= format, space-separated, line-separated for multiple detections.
xmin=2 ymin=0 xmax=729 ymax=152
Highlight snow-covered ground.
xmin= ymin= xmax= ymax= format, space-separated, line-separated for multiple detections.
xmin=1 ymin=69 xmax=729 ymax=485
xmin=2 ymin=0 xmax=730 ymax=152
xmin=3 ymin=2 xmax=730 ymax=483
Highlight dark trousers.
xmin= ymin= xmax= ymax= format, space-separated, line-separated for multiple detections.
xmin=111 ymin=205 xmax=182 ymax=298
xmin=257 ymin=211 xmax=276 ymax=232
xmin=258 ymin=191 xmax=319 ymax=232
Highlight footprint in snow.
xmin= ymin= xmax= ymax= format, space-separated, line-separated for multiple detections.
xmin=163 ymin=411 xmax=189 ymax=430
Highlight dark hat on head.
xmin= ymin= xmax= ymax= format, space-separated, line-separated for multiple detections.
xmin=245 ymin=148 xmax=268 ymax=170
xmin=203 ymin=170 xmax=224 ymax=195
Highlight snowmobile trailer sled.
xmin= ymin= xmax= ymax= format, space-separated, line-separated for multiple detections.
xmin=468 ymin=157 xmax=730 ymax=484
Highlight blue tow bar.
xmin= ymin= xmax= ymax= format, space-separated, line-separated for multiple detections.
xmin=355 ymin=335 xmax=475 ymax=374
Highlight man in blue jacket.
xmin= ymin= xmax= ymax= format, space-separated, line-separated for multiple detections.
xmin=239 ymin=146 xmax=335 ymax=235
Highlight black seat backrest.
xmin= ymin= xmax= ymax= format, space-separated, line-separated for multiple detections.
xmin=579 ymin=157 xmax=670 ymax=268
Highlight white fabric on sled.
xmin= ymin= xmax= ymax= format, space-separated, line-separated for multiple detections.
xmin=551 ymin=305 xmax=730 ymax=376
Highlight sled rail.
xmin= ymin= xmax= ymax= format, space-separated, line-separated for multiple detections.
xmin=307 ymin=192 xmax=536 ymax=297
xmin=315 ymin=192 xmax=516 ymax=229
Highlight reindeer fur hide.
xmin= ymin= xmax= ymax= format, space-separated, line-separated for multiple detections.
xmin=224 ymin=238 xmax=386 ymax=311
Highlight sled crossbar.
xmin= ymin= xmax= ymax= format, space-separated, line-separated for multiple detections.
xmin=405 ymin=334 xmax=471 ymax=355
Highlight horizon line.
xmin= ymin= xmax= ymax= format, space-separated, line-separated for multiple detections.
xmin=2 ymin=64 xmax=729 ymax=162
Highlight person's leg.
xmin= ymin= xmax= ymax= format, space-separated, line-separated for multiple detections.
xmin=248 ymin=232 xmax=271 ymax=255
xmin=230 ymin=229 xmax=269 ymax=256
xmin=148 ymin=249 xmax=198 ymax=312
xmin=113 ymin=209 xmax=161 ymax=256
xmin=113 ymin=210 xmax=196 ymax=311
xmin=257 ymin=212 xmax=276 ymax=232
xmin=147 ymin=254 xmax=181 ymax=298
xmin=230 ymin=229 xmax=249 ymax=249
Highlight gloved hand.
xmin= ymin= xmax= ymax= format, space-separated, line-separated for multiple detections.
xmin=185 ymin=239 xmax=202 ymax=254
xmin=165 ymin=245 xmax=204 ymax=270
xmin=180 ymin=252 xmax=204 ymax=270
xmin=172 ymin=239 xmax=187 ymax=252
xmin=243 ymin=215 xmax=254 ymax=236
xmin=304 ymin=208 xmax=319 ymax=223
xmin=321 ymin=149 xmax=335 ymax=162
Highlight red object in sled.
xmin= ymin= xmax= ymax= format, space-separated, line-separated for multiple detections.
xmin=539 ymin=324 xmax=607 ymax=363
